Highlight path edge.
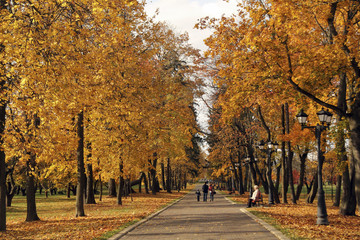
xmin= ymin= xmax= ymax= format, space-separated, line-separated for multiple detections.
xmin=225 ymin=196 xmax=290 ymax=240
xmin=107 ymin=194 xmax=187 ymax=240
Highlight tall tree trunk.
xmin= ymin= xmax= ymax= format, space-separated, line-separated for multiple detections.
xmin=0 ymin=148 xmax=5 ymax=230
xmin=288 ymin=150 xmax=297 ymax=203
xmin=333 ymin=72 xmax=346 ymax=208
xmin=166 ymin=158 xmax=172 ymax=193
xmin=118 ymin=162 xmax=124 ymax=205
xmin=275 ymin=165 xmax=281 ymax=193
xmin=161 ymin=161 xmax=166 ymax=190
xmin=333 ymin=175 xmax=342 ymax=206
xmin=344 ymin=99 xmax=360 ymax=214
xmin=26 ymin=160 xmax=40 ymax=222
xmin=0 ymin=142 xmax=5 ymax=230
xmin=67 ymin=183 xmax=71 ymax=198
xmin=76 ymin=111 xmax=86 ymax=217
xmin=150 ymin=156 xmax=159 ymax=195
xmin=236 ymin=153 xmax=245 ymax=194
xmin=284 ymin=104 xmax=296 ymax=204
xmin=142 ymin=172 xmax=149 ymax=194
xmin=108 ymin=178 xmax=117 ymax=197
xmin=177 ymin=168 xmax=181 ymax=192
xmin=147 ymin=172 xmax=152 ymax=191
xmin=307 ymin=172 xmax=318 ymax=204
xmin=0 ymin=0 xmax=7 ymax=231
xmin=86 ymin=164 xmax=96 ymax=204
xmin=184 ymin=172 xmax=187 ymax=189
xmin=6 ymin=170 xmax=17 ymax=207
xmin=281 ymin=104 xmax=288 ymax=204
xmin=244 ymin=164 xmax=249 ymax=191
xmin=340 ymin=164 xmax=356 ymax=215
xmin=6 ymin=183 xmax=16 ymax=207
xmin=99 ymin=174 xmax=102 ymax=202
xmin=296 ymin=152 xmax=308 ymax=200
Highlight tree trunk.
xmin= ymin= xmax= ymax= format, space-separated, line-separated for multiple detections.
xmin=76 ymin=111 xmax=86 ymax=217
xmin=244 ymin=164 xmax=249 ymax=191
xmin=147 ymin=172 xmax=152 ymax=190
xmin=333 ymin=175 xmax=342 ymax=206
xmin=6 ymin=173 xmax=16 ymax=207
xmin=248 ymin=145 xmax=267 ymax=192
xmin=117 ymin=162 xmax=124 ymax=205
xmin=161 ymin=161 xmax=166 ymax=190
xmin=99 ymin=174 xmax=103 ymax=202
xmin=307 ymin=172 xmax=318 ymax=204
xmin=26 ymin=171 xmax=40 ymax=221
xmin=177 ymin=169 xmax=181 ymax=192
xmin=347 ymin=109 xmax=360 ymax=214
xmin=275 ymin=164 xmax=281 ymax=193
xmin=296 ymin=152 xmax=307 ymax=200
xmin=86 ymin=164 xmax=96 ymax=204
xmin=281 ymin=104 xmax=288 ymax=204
xmin=288 ymin=150 xmax=297 ymax=203
xmin=67 ymin=183 xmax=71 ymax=198
xmin=236 ymin=153 xmax=245 ymax=194
xmin=333 ymin=72 xmax=346 ymax=207
xmin=340 ymin=164 xmax=356 ymax=215
xmin=142 ymin=172 xmax=149 ymax=194
xmin=184 ymin=172 xmax=187 ymax=189
xmin=0 ymin=0 xmax=7 ymax=230
xmin=166 ymin=158 xmax=172 ymax=193
xmin=150 ymin=156 xmax=159 ymax=195
xmin=284 ymin=103 xmax=296 ymax=204
xmin=108 ymin=178 xmax=117 ymax=197
xmin=269 ymin=168 xmax=280 ymax=204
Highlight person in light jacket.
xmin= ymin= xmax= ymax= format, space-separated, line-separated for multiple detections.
xmin=247 ymin=185 xmax=261 ymax=208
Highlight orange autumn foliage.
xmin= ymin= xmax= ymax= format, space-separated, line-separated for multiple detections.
xmin=0 ymin=191 xmax=187 ymax=240
xmin=231 ymin=194 xmax=360 ymax=240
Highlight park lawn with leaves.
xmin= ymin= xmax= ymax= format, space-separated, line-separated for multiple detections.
xmin=0 ymin=191 xmax=187 ymax=240
xmin=231 ymin=194 xmax=360 ymax=240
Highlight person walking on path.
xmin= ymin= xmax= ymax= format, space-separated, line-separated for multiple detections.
xmin=195 ymin=189 xmax=201 ymax=201
xmin=202 ymin=182 xmax=209 ymax=202
xmin=247 ymin=185 xmax=261 ymax=208
xmin=209 ymin=184 xmax=215 ymax=201
xmin=111 ymin=183 xmax=287 ymax=240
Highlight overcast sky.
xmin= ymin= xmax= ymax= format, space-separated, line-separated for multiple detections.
xmin=144 ymin=0 xmax=240 ymax=145
xmin=144 ymin=0 xmax=239 ymax=52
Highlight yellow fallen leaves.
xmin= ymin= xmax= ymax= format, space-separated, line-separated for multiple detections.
xmin=0 ymin=192 xmax=186 ymax=240
xmin=231 ymin=194 xmax=360 ymax=240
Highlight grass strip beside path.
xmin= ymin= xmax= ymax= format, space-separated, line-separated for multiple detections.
xmin=229 ymin=192 xmax=360 ymax=240
xmin=1 ymin=188 xmax=192 ymax=240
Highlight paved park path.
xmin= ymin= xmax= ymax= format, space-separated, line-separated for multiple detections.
xmin=109 ymin=184 xmax=289 ymax=240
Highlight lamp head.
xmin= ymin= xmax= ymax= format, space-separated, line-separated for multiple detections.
xmin=325 ymin=109 xmax=333 ymax=125
xmin=317 ymin=108 xmax=328 ymax=124
xmin=296 ymin=109 xmax=308 ymax=125
xmin=258 ymin=140 xmax=265 ymax=150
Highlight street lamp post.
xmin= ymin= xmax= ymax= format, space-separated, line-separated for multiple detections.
xmin=296 ymin=108 xmax=332 ymax=225
xmin=258 ymin=140 xmax=279 ymax=205
xmin=234 ymin=162 xmax=241 ymax=194
xmin=229 ymin=166 xmax=234 ymax=193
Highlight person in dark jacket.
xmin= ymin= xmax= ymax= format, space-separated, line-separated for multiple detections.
xmin=195 ymin=189 xmax=201 ymax=201
xmin=202 ymin=182 xmax=209 ymax=202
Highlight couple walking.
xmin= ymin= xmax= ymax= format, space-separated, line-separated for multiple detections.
xmin=196 ymin=182 xmax=216 ymax=202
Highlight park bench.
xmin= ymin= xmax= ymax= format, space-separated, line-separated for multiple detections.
xmin=254 ymin=192 xmax=265 ymax=207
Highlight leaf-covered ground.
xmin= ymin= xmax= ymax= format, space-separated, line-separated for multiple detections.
xmin=0 ymin=191 xmax=186 ymax=240
xmin=230 ymin=193 xmax=360 ymax=240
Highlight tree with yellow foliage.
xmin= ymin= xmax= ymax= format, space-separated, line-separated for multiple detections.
xmin=200 ymin=0 xmax=360 ymax=215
